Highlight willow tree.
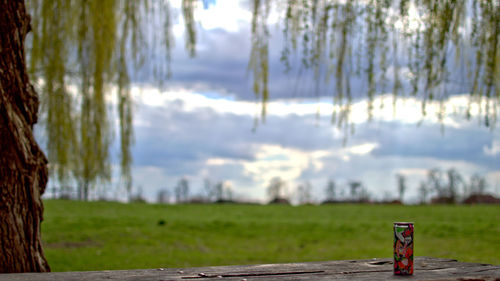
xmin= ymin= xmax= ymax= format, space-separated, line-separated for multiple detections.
xmin=251 ymin=0 xmax=500 ymax=132
xmin=27 ymin=0 xmax=186 ymax=201
xmin=0 ymin=0 xmax=192 ymax=272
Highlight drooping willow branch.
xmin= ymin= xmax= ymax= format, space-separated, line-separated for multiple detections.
xmin=27 ymin=0 xmax=181 ymax=198
xmin=26 ymin=0 xmax=499 ymax=197
xmin=251 ymin=0 xmax=500 ymax=130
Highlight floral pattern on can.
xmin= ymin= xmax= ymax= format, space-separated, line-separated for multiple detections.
xmin=394 ymin=222 xmax=414 ymax=275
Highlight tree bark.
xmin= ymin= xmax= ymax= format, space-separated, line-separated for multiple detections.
xmin=0 ymin=0 xmax=50 ymax=273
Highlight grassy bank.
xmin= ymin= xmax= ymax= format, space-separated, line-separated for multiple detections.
xmin=42 ymin=200 xmax=499 ymax=271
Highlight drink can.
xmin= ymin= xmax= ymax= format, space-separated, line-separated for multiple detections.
xmin=393 ymin=222 xmax=414 ymax=275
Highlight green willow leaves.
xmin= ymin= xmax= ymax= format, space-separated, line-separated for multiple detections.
xmin=27 ymin=0 xmax=499 ymax=199
xmin=249 ymin=0 xmax=271 ymax=120
xmin=254 ymin=0 xmax=499 ymax=129
xmin=27 ymin=0 xmax=183 ymax=199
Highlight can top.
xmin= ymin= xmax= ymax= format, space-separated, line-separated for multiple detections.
xmin=393 ymin=222 xmax=414 ymax=226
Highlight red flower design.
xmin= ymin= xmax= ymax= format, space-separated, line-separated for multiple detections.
xmin=406 ymin=247 xmax=413 ymax=257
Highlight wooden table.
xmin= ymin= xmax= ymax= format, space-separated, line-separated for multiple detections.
xmin=1 ymin=257 xmax=499 ymax=280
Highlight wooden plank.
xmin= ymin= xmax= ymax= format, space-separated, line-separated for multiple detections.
xmin=0 ymin=257 xmax=498 ymax=281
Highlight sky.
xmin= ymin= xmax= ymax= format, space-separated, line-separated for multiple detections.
xmin=45 ymin=0 xmax=500 ymax=203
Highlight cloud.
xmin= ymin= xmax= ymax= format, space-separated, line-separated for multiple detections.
xmin=124 ymin=85 xmax=499 ymax=203
xmin=484 ymin=140 xmax=500 ymax=156
xmin=347 ymin=143 xmax=379 ymax=155
xmin=368 ymin=122 xmax=500 ymax=169
xmin=37 ymin=78 xmax=499 ymax=203
xmin=194 ymin=0 xmax=252 ymax=32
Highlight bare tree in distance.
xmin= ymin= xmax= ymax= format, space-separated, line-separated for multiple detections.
xmin=339 ymin=185 xmax=346 ymax=199
xmin=446 ymin=168 xmax=464 ymax=203
xmin=469 ymin=174 xmax=488 ymax=196
xmin=129 ymin=185 xmax=146 ymax=203
xmin=425 ymin=168 xmax=491 ymax=204
xmin=348 ymin=181 xmax=362 ymax=200
xmin=418 ymin=182 xmax=429 ymax=204
xmin=157 ymin=189 xmax=170 ymax=204
xmin=203 ymin=178 xmax=214 ymax=201
xmin=214 ymin=181 xmax=224 ymax=202
xmin=325 ymin=179 xmax=336 ymax=202
xmin=222 ymin=182 xmax=233 ymax=202
xmin=463 ymin=174 xmax=500 ymax=204
xmin=175 ymin=178 xmax=190 ymax=203
xmin=267 ymin=177 xmax=289 ymax=204
xmin=396 ymin=174 xmax=407 ymax=203
xmin=359 ymin=188 xmax=371 ymax=202
xmin=202 ymin=179 xmax=233 ymax=203
xmin=296 ymin=181 xmax=313 ymax=205
xmin=427 ymin=169 xmax=446 ymax=198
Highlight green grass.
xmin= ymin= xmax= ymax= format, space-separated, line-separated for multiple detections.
xmin=41 ymin=200 xmax=500 ymax=271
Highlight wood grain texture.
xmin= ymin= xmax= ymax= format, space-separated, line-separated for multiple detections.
xmin=0 ymin=257 xmax=498 ymax=280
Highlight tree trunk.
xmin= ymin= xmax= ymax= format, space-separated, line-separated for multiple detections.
xmin=77 ymin=184 xmax=83 ymax=201
xmin=83 ymin=181 xmax=89 ymax=201
xmin=0 ymin=0 xmax=50 ymax=273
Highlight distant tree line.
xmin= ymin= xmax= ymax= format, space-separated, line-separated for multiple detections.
xmin=416 ymin=168 xmax=490 ymax=204
xmin=156 ymin=177 xmax=234 ymax=204
xmin=46 ymin=167 xmax=494 ymax=205
xmin=267 ymin=177 xmax=371 ymax=205
xmin=268 ymin=168 xmax=493 ymax=205
xmin=395 ymin=168 xmax=492 ymax=204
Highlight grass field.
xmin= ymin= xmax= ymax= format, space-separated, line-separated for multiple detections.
xmin=42 ymin=200 xmax=500 ymax=272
